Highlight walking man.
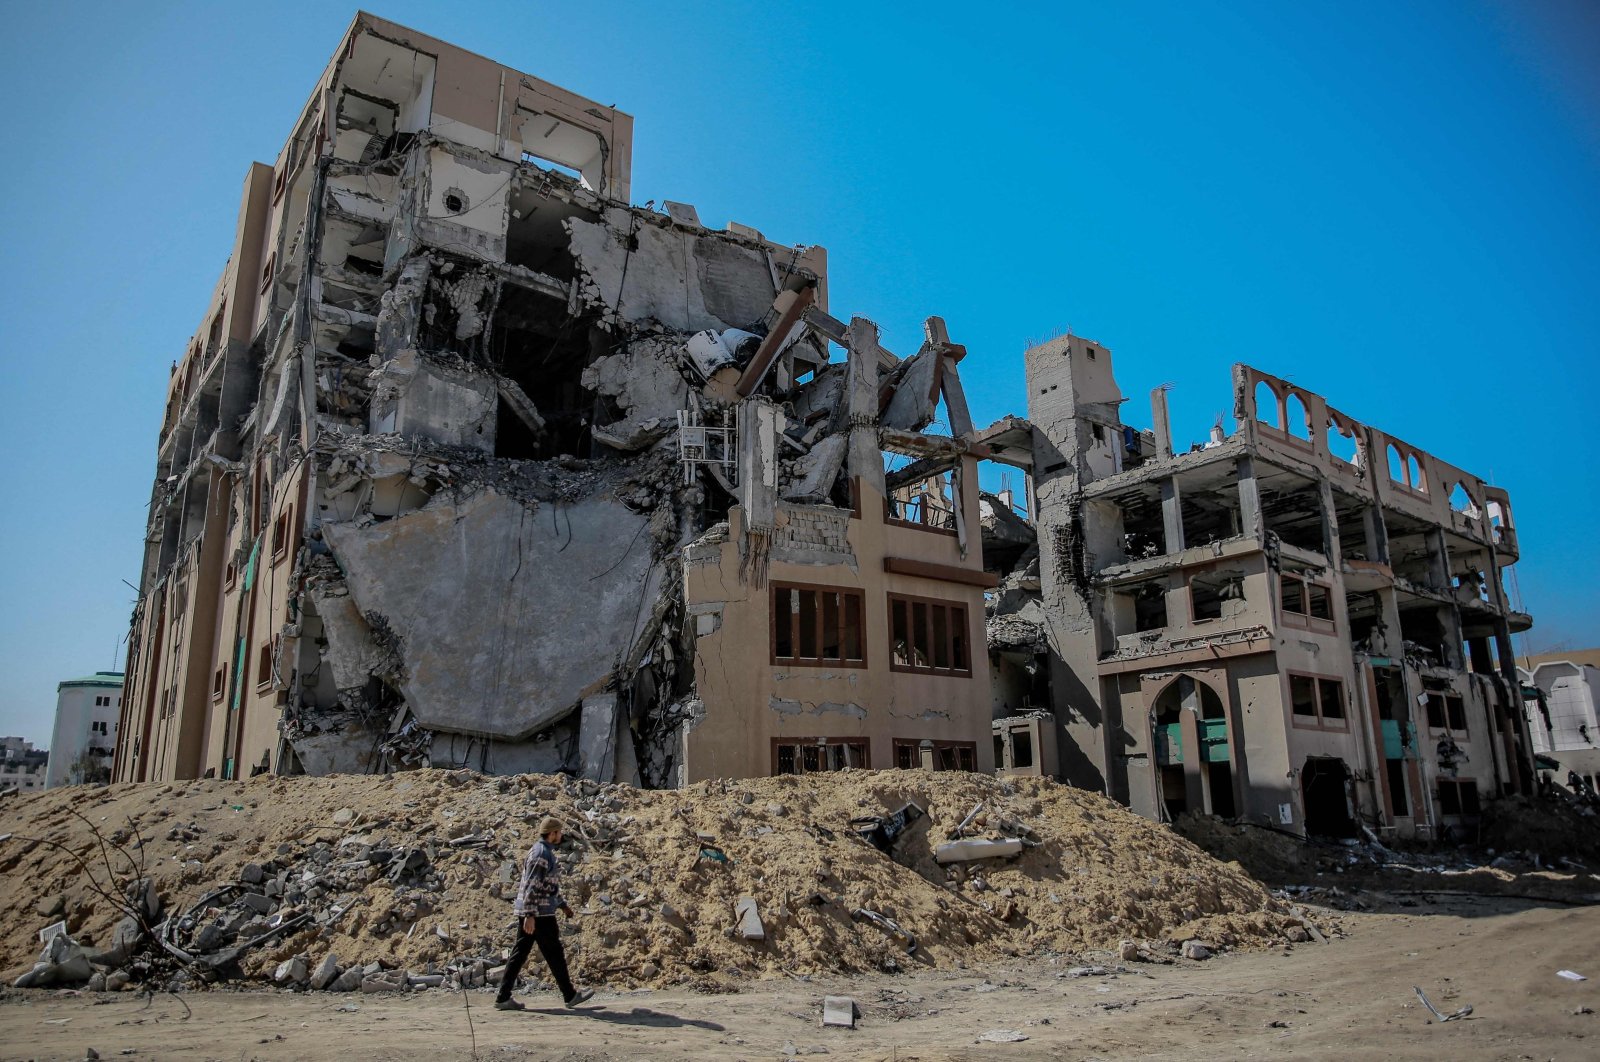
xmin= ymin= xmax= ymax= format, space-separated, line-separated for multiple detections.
xmin=495 ymin=816 xmax=593 ymax=1011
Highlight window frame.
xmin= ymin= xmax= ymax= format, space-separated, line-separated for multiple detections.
xmin=1279 ymin=571 xmax=1337 ymax=633
xmin=255 ymin=637 xmax=277 ymax=691
xmin=891 ymin=738 xmax=977 ymax=772
xmin=1286 ymin=669 xmax=1350 ymax=732
xmin=1436 ymin=778 xmax=1481 ymax=817
xmin=769 ymin=582 xmax=868 ymax=669
xmin=271 ymin=504 xmax=295 ymax=565
xmin=771 ymin=737 xmax=871 ymax=775
xmin=1423 ymin=690 xmax=1469 ymax=738
xmin=887 ymin=592 xmax=973 ymax=677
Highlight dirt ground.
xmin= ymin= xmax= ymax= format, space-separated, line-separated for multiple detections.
xmin=1 ymin=894 xmax=1594 ymax=1061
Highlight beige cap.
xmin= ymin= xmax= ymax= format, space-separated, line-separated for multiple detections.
xmin=538 ymin=816 xmax=564 ymax=839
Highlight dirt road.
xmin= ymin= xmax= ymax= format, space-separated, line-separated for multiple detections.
xmin=2 ymin=895 xmax=1595 ymax=1060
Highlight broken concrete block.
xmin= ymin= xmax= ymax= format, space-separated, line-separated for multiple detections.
xmin=34 ymin=894 xmax=64 ymax=919
xmin=330 ymin=967 xmax=364 ymax=992
xmin=735 ymin=896 xmax=765 ymax=941
xmin=1182 ymin=941 xmax=1213 ymax=961
xmin=822 ymin=996 xmax=858 ymax=1028
xmin=13 ymin=930 xmax=93 ymax=988
xmin=240 ymin=863 xmax=265 ymax=885
xmin=332 ymin=808 xmax=356 ymax=827
xmin=310 ymin=954 xmax=340 ymax=990
xmin=274 ymin=955 xmax=308 ymax=984
xmin=239 ymin=893 xmax=274 ymax=914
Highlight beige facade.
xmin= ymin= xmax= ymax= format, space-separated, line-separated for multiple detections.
xmin=683 ymin=468 xmax=995 ymax=782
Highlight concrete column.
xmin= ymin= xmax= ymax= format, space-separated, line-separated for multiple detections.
xmin=1318 ymin=479 xmax=1342 ymax=562
xmin=1237 ymin=456 xmax=1262 ymax=541
xmin=1150 ymin=387 xmax=1174 ymax=459
xmin=1160 ymin=477 xmax=1185 ymax=555
xmin=845 ymin=317 xmax=884 ymax=497
xmin=1365 ymin=505 xmax=1391 ymax=565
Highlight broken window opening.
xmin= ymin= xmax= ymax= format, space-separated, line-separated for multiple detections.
xmin=1179 ymin=490 xmax=1240 ymax=549
xmin=1399 ymin=604 xmax=1453 ymax=669
xmin=1435 ymin=778 xmax=1480 ymax=817
xmin=1346 ymin=591 xmax=1384 ymax=652
xmin=1260 ymin=480 xmax=1326 ymax=554
xmin=772 ymin=738 xmax=869 ymax=776
xmin=487 ymin=287 xmax=600 ymax=459
xmin=1118 ymin=491 xmax=1168 ymax=559
xmin=1189 ymin=569 xmax=1245 ymax=623
xmin=1133 ymin=583 xmax=1168 ymax=633
xmin=888 ymin=594 xmax=970 ymax=676
xmin=1326 ymin=415 xmax=1361 ymax=465
xmin=506 ymin=189 xmax=593 ymax=280
xmin=893 ymin=739 xmax=977 ymax=772
xmin=886 ymin=467 xmax=958 ymax=533
xmin=771 ymin=584 xmax=865 ymax=668
xmin=1333 ymin=495 xmax=1372 ymax=561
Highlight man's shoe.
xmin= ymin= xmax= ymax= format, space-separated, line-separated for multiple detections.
xmin=564 ymin=987 xmax=594 ymax=1008
xmin=494 ymin=998 xmax=526 ymax=1011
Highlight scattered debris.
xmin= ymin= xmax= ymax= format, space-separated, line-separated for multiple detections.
xmin=934 ymin=837 xmax=1024 ymax=864
xmin=1412 ymin=985 xmax=1473 ymax=1022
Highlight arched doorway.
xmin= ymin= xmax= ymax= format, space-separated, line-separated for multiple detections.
xmin=1149 ymin=675 xmax=1235 ymax=819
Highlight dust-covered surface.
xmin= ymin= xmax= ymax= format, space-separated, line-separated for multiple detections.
xmin=0 ymin=771 xmax=1321 ymax=993
xmin=1175 ymin=804 xmax=1600 ymax=911
xmin=0 ymin=899 xmax=1596 ymax=1061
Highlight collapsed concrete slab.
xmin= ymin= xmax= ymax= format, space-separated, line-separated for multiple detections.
xmin=323 ymin=486 xmax=654 ymax=741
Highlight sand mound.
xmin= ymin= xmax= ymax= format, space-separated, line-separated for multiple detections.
xmin=0 ymin=769 xmax=1318 ymax=990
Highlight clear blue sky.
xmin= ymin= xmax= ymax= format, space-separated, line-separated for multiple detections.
xmin=2 ymin=1 xmax=1596 ymax=746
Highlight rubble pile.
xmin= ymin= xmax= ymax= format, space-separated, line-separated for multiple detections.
xmin=0 ymin=770 xmax=1322 ymax=994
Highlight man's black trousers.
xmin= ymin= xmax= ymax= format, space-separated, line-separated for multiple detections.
xmin=497 ymin=915 xmax=576 ymax=1002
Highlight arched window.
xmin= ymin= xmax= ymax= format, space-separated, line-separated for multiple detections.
xmin=1254 ymin=380 xmax=1281 ymax=429
xmin=1406 ymin=454 xmax=1425 ymax=493
xmin=1284 ymin=391 xmax=1311 ymax=441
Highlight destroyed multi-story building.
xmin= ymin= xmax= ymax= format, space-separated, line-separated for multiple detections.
xmin=113 ymin=14 xmax=1541 ymax=838
xmin=979 ymin=336 xmax=1536 ymax=837
xmin=114 ymin=13 xmax=997 ymax=786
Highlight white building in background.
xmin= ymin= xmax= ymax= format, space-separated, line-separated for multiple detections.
xmin=0 ymin=737 xmax=48 ymax=793
xmin=1520 ymin=660 xmax=1600 ymax=791
xmin=45 ymin=672 xmax=123 ymax=788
